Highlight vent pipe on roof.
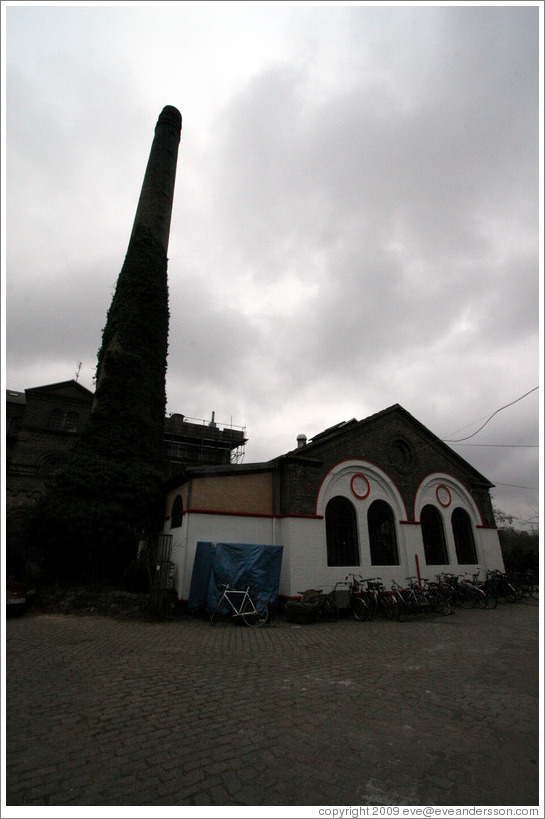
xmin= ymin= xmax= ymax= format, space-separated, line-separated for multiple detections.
xmin=297 ymin=434 xmax=307 ymax=448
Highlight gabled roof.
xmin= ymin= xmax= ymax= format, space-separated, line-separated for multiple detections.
xmin=280 ymin=403 xmax=494 ymax=487
xmin=6 ymin=390 xmax=26 ymax=405
xmin=24 ymin=380 xmax=94 ymax=400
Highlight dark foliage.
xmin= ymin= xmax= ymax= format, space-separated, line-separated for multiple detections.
xmin=498 ymin=526 xmax=539 ymax=575
xmin=120 ymin=559 xmax=152 ymax=593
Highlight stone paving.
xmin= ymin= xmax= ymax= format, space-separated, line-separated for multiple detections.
xmin=4 ymin=600 xmax=541 ymax=809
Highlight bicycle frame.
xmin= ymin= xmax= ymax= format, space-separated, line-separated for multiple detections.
xmin=218 ymin=586 xmax=253 ymax=618
xmin=210 ymin=584 xmax=269 ymax=627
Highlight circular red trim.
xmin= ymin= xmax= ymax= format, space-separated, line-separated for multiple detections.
xmin=436 ymin=484 xmax=451 ymax=507
xmin=351 ymin=473 xmax=370 ymax=499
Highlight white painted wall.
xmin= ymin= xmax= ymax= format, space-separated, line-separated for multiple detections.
xmin=168 ymin=512 xmax=274 ymax=601
xmin=163 ymin=463 xmax=504 ymax=602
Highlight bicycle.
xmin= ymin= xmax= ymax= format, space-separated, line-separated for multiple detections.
xmin=360 ymin=576 xmax=404 ymax=620
xmin=484 ymin=570 xmax=518 ymax=604
xmin=340 ymin=576 xmax=373 ymax=621
xmin=435 ymin=573 xmax=460 ymax=605
xmin=457 ymin=571 xmax=489 ymax=609
xmin=470 ymin=569 xmax=498 ymax=609
xmin=421 ymin=577 xmax=454 ymax=616
xmin=298 ymin=588 xmax=339 ymax=621
xmin=436 ymin=572 xmax=483 ymax=609
xmin=209 ymin=584 xmax=269 ymax=627
xmin=391 ymin=577 xmax=431 ymax=617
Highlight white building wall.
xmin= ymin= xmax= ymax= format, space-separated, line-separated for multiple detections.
xmin=166 ymin=512 xmax=275 ymax=601
xmin=477 ymin=527 xmax=505 ymax=572
xmin=275 ymin=516 xmax=323 ymax=597
xmin=163 ymin=465 xmax=503 ymax=603
xmin=399 ymin=523 xmax=426 ymax=585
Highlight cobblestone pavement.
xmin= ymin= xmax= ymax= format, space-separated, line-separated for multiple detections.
xmin=4 ymin=600 xmax=541 ymax=810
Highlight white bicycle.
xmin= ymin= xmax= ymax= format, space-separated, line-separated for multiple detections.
xmin=209 ymin=583 xmax=269 ymax=628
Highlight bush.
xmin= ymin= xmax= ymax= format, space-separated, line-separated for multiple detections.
xmin=120 ymin=559 xmax=150 ymax=593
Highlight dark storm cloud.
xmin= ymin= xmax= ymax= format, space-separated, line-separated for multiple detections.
xmin=3 ymin=3 xmax=540 ymax=526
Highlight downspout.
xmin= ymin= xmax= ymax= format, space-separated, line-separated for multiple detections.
xmin=181 ymin=476 xmax=193 ymax=599
xmin=271 ymin=460 xmax=279 ymax=545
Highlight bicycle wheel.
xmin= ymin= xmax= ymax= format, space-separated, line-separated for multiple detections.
xmin=209 ymin=595 xmax=226 ymax=625
xmin=380 ymin=593 xmax=400 ymax=620
xmin=425 ymin=589 xmax=443 ymax=614
xmin=501 ymin=582 xmax=518 ymax=604
xmin=434 ymin=590 xmax=453 ymax=616
xmin=352 ymin=597 xmax=371 ymax=622
xmin=441 ymin=584 xmax=456 ymax=605
xmin=241 ymin=597 xmax=269 ymax=627
xmin=484 ymin=587 xmax=498 ymax=609
xmin=457 ymin=585 xmax=476 ymax=609
xmin=474 ymin=587 xmax=488 ymax=609
xmin=393 ymin=597 xmax=409 ymax=622
xmin=325 ymin=596 xmax=339 ymax=621
xmin=315 ymin=596 xmax=338 ymax=622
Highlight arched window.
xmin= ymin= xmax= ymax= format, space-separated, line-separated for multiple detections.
xmin=368 ymin=500 xmax=399 ymax=566
xmin=170 ymin=495 xmax=184 ymax=529
xmin=452 ymin=507 xmax=478 ymax=564
xmin=40 ymin=454 xmax=63 ymax=477
xmin=421 ymin=505 xmax=449 ymax=565
xmin=326 ymin=496 xmax=359 ymax=566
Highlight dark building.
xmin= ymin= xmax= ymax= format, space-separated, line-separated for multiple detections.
xmin=5 ymin=381 xmax=246 ymax=574
xmin=162 ymin=404 xmax=504 ymax=604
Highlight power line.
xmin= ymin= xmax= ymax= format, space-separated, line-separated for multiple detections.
xmin=442 ymin=387 xmax=539 ymax=443
xmin=450 ymin=443 xmax=538 ymax=448
xmin=493 ymin=482 xmax=539 ymax=491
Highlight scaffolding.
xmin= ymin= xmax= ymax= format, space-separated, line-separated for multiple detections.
xmin=163 ymin=412 xmax=246 ymax=475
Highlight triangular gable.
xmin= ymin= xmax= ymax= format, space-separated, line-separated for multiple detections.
xmin=25 ymin=380 xmax=94 ymax=403
xmin=283 ymin=403 xmax=494 ymax=488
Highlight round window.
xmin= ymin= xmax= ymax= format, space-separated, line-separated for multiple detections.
xmin=388 ymin=437 xmax=416 ymax=474
xmin=351 ymin=473 xmax=370 ymax=499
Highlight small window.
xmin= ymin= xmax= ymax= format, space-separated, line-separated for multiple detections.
xmin=452 ymin=507 xmax=478 ymax=564
xmin=170 ymin=495 xmax=184 ymax=529
xmin=421 ymin=505 xmax=449 ymax=565
xmin=368 ymin=500 xmax=399 ymax=565
xmin=65 ymin=412 xmax=79 ymax=433
xmin=49 ymin=409 xmax=64 ymax=430
xmin=326 ymin=496 xmax=360 ymax=567
xmin=49 ymin=409 xmax=80 ymax=432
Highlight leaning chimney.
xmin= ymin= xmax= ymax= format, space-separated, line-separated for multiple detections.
xmin=129 ymin=105 xmax=182 ymax=255
xmin=43 ymin=106 xmax=183 ymax=582
xmin=93 ymin=106 xmax=182 ymax=406
xmin=297 ymin=434 xmax=307 ymax=449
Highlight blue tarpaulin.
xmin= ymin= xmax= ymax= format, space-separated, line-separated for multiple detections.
xmin=187 ymin=542 xmax=283 ymax=615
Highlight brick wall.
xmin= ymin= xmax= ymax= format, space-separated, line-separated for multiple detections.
xmin=278 ymin=409 xmax=496 ymax=527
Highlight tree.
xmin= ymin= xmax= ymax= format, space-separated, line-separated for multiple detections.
xmin=494 ymin=506 xmax=539 ymax=576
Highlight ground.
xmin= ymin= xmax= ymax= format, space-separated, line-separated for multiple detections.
xmin=4 ymin=597 xmax=541 ymax=810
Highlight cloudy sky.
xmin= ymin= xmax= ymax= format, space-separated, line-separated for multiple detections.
xmin=3 ymin=2 xmax=541 ymax=529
